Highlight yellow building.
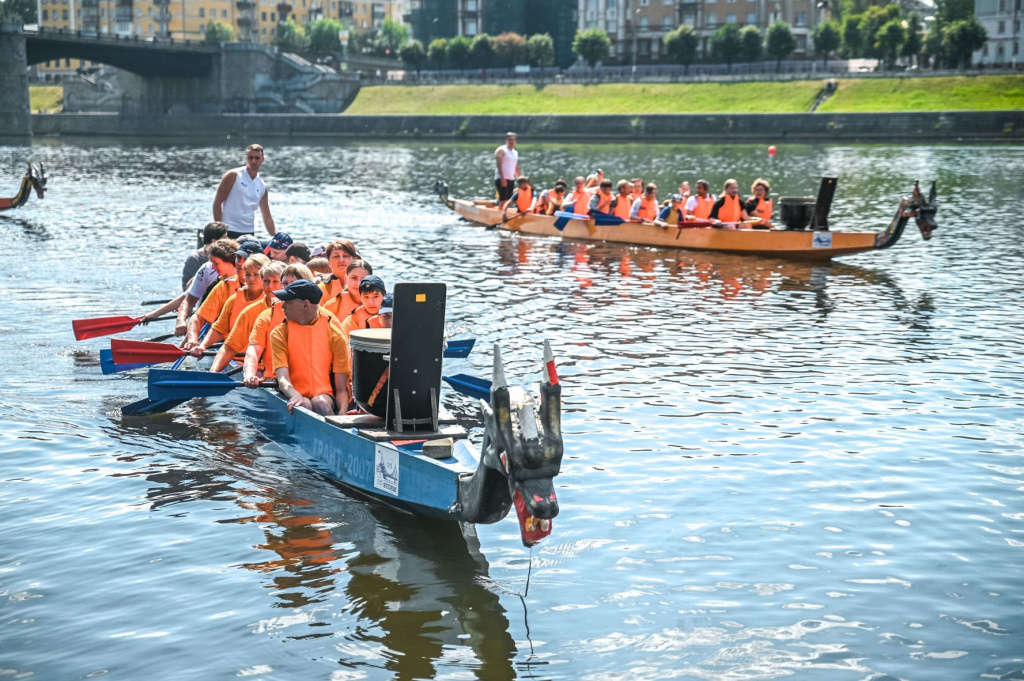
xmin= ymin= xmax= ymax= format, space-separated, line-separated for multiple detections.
xmin=34 ymin=0 xmax=403 ymax=80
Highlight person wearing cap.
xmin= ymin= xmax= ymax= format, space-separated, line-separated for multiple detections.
xmin=213 ymin=143 xmax=277 ymax=239
xmin=205 ymin=260 xmax=285 ymax=373
xmin=190 ymin=253 xmax=271 ymax=360
xmin=268 ymin=280 xmax=350 ymax=416
xmin=264 ymin=232 xmax=293 ymax=262
xmin=182 ymin=221 xmax=228 ymax=290
xmin=374 ymin=293 xmax=393 ymax=329
xmin=339 ymin=275 xmax=387 ymax=340
xmin=494 ymin=132 xmax=520 ymax=204
xmin=284 ymin=242 xmax=310 ymax=264
xmin=183 ymin=239 xmax=262 ymax=351
xmin=654 ymin=194 xmax=688 ymax=228
xmin=310 ymin=243 xmax=327 ymax=259
xmin=501 ymin=176 xmax=535 ymax=220
xmin=323 ymin=258 xmax=370 ymax=320
xmin=588 ymin=178 xmax=614 ymax=216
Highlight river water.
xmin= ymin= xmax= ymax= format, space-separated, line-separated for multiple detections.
xmin=0 ymin=140 xmax=1022 ymax=680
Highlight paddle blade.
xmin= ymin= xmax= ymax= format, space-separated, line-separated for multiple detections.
xmin=112 ymin=338 xmax=186 ymax=364
xmin=592 ymin=212 xmax=624 ymax=226
xmin=100 ymin=349 xmax=152 ymax=374
xmin=147 ymin=368 xmax=242 ymax=400
xmin=443 ymin=374 xmax=492 ymax=401
xmin=443 ymin=338 xmax=476 ymax=359
xmin=73 ymin=315 xmax=141 ymax=341
xmin=121 ymin=397 xmax=190 ymax=416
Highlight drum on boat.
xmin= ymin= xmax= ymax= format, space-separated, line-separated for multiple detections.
xmin=349 ymin=328 xmax=391 ymax=418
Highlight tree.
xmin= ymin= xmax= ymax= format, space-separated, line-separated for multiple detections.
xmin=495 ymin=32 xmax=529 ymax=65
xmin=765 ymin=20 xmax=797 ymax=71
xmin=739 ymin=25 xmax=763 ymax=62
xmin=710 ymin=24 xmax=743 ymax=72
xmin=842 ymin=14 xmax=864 ymax=57
xmin=446 ymin=35 xmax=472 ymax=70
xmin=923 ymin=24 xmax=946 ymax=67
xmin=399 ymin=40 xmax=426 ymax=75
xmin=875 ymin=18 xmax=906 ymax=69
xmin=470 ymin=34 xmax=494 ymax=72
xmin=572 ymin=28 xmax=612 ymax=68
xmin=901 ymin=12 xmax=923 ymax=66
xmin=0 ymin=0 xmax=37 ymax=23
xmin=936 ymin=0 xmax=973 ymax=24
xmin=527 ymin=33 xmax=555 ymax=67
xmin=812 ymin=21 xmax=841 ymax=67
xmin=942 ymin=18 xmax=987 ymax=69
xmin=663 ymin=25 xmax=699 ymax=74
xmin=275 ymin=18 xmax=309 ymax=52
xmin=204 ymin=20 xmax=235 ymax=44
xmin=427 ymin=38 xmax=448 ymax=67
xmin=308 ymin=18 xmax=343 ymax=52
xmin=858 ymin=4 xmax=900 ymax=58
xmin=372 ymin=18 xmax=408 ymax=57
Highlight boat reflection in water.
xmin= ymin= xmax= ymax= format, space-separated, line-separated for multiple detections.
xmin=108 ymin=410 xmax=520 ymax=680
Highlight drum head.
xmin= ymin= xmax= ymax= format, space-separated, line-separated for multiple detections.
xmin=349 ymin=328 xmax=391 ymax=351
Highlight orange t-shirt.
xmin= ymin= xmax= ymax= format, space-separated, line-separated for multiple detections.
xmin=339 ymin=306 xmax=385 ymax=339
xmin=213 ymin=288 xmax=262 ymax=337
xmin=320 ymin=277 xmax=361 ymax=319
xmin=251 ymin=304 xmax=338 ymax=375
xmin=223 ymin=296 xmax=272 ymax=355
xmin=196 ymin=278 xmax=239 ymax=326
xmin=269 ymin=314 xmax=351 ymax=399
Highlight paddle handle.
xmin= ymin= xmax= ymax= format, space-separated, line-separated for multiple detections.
xmin=138 ymin=313 xmax=178 ymax=324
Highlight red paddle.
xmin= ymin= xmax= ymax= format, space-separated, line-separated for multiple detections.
xmin=110 ymin=338 xmax=215 ymax=364
xmin=72 ymin=314 xmax=176 ymax=341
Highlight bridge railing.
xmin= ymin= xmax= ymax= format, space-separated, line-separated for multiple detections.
xmin=24 ymin=25 xmax=219 ymax=50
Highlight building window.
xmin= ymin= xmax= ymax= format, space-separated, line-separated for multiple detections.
xmin=662 ymin=16 xmax=672 ymax=28
xmin=726 ymin=13 xmax=736 ymax=23
xmin=199 ymin=7 xmax=205 ymax=17
xmin=62 ymin=9 xmax=68 ymax=19
xmin=795 ymin=11 xmax=806 ymax=26
xmin=42 ymin=9 xmax=48 ymax=19
xmin=639 ymin=38 xmax=650 ymax=55
xmin=466 ymin=18 xmax=477 ymax=35
xmin=664 ymin=0 xmax=672 ymax=4
xmin=707 ymin=13 xmax=717 ymax=26
xmin=683 ymin=14 xmax=694 ymax=26
xmin=982 ymin=43 xmax=989 ymax=56
xmin=998 ymin=0 xmax=1005 ymax=10
xmin=608 ymin=19 xmax=617 ymax=32
xmin=199 ymin=23 xmax=205 ymax=32
xmin=796 ymin=35 xmax=806 ymax=50
xmin=746 ymin=12 xmax=756 ymax=24
xmin=261 ymin=11 xmax=266 ymax=19
xmin=998 ymin=20 xmax=1005 ymax=33
xmin=640 ymin=16 xmax=649 ymax=29
xmin=1014 ymin=41 xmax=1019 ymax=56
xmin=222 ymin=10 xmax=227 ymax=18
xmin=65 ymin=58 xmax=71 ymax=66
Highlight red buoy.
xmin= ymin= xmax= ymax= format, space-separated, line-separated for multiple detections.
xmin=768 ymin=145 xmax=777 ymax=156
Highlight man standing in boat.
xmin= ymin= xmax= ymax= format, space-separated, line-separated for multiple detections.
xmin=494 ymin=132 xmax=520 ymax=205
xmin=213 ymin=144 xmax=277 ymax=239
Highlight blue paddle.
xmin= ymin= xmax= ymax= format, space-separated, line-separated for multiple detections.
xmin=443 ymin=373 xmax=492 ymax=401
xmin=147 ymin=368 xmax=275 ymax=401
xmin=444 ymin=338 xmax=476 ymax=359
xmin=121 ymin=326 xmax=208 ymax=415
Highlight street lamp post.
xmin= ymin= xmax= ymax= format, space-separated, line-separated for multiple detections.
xmin=632 ymin=7 xmax=640 ymax=80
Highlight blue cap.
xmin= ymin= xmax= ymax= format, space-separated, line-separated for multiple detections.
xmin=358 ymin=275 xmax=386 ymax=294
xmin=379 ymin=293 xmax=393 ymax=314
xmin=235 ymin=241 xmax=263 ymax=259
xmin=272 ymin=279 xmax=323 ymax=304
xmin=265 ymin=232 xmax=293 ymax=254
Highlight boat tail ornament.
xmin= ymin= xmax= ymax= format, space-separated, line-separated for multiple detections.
xmin=875 ymin=180 xmax=939 ymax=249
xmin=458 ymin=341 xmax=564 ymax=547
xmin=433 ymin=179 xmax=454 ymax=210
xmin=0 ymin=161 xmax=47 ymax=212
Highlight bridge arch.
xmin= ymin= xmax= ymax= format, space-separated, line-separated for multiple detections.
xmin=25 ymin=29 xmax=217 ymax=77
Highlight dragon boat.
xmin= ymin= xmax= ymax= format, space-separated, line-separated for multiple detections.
xmin=0 ymin=161 xmax=47 ymax=211
xmin=436 ymin=177 xmax=938 ymax=260
xmin=126 ymin=282 xmax=565 ymax=547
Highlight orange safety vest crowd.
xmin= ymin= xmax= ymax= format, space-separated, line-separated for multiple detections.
xmin=500 ymin=173 xmax=777 ymax=229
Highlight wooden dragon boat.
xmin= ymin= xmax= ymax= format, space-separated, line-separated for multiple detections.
xmin=128 ymin=282 xmax=564 ymax=547
xmin=0 ymin=161 xmax=47 ymax=211
xmin=436 ymin=177 xmax=938 ymax=260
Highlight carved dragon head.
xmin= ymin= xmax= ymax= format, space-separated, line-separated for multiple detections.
xmin=479 ymin=341 xmax=563 ymax=546
xmin=29 ymin=162 xmax=47 ymax=199
xmin=433 ymin=180 xmax=454 ymax=209
xmin=912 ymin=180 xmax=938 ymax=240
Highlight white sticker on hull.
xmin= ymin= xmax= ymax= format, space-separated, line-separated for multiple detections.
xmin=812 ymin=231 xmax=833 ymax=248
xmin=374 ymin=444 xmax=400 ymax=496
xmin=463 ymin=205 xmax=481 ymax=215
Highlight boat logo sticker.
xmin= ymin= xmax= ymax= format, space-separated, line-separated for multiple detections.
xmin=374 ymin=444 xmax=400 ymax=496
xmin=812 ymin=231 xmax=833 ymax=248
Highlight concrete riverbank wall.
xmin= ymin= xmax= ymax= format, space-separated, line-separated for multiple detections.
xmin=30 ymin=110 xmax=1024 ymax=143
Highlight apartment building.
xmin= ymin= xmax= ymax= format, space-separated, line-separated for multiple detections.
xmin=577 ymin=0 xmax=818 ymax=62
xmin=34 ymin=0 xmax=402 ymax=79
xmin=974 ymin=0 xmax=1021 ymax=64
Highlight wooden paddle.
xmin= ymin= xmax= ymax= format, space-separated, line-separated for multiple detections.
xmin=487 ymin=211 xmax=528 ymax=231
xmin=443 ymin=373 xmax=492 ymax=400
xmin=111 ymin=338 xmax=217 ymax=365
xmin=73 ymin=314 xmax=176 ymax=341
xmin=148 ymin=368 xmax=275 ymax=401
xmin=141 ymin=299 xmax=173 ymax=306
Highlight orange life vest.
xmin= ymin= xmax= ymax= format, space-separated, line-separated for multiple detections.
xmin=748 ymin=196 xmax=773 ymax=222
xmin=516 ymin=187 xmax=533 ymax=213
xmin=691 ymin=194 xmax=715 ymax=220
xmin=637 ymin=196 xmax=658 ymax=222
xmin=718 ymin=194 xmax=742 ymax=223
xmin=279 ymin=314 xmax=337 ymax=399
xmin=571 ymin=191 xmax=590 ymax=216
xmin=593 ymin=191 xmax=612 ymax=214
xmin=611 ymin=193 xmax=632 ymax=220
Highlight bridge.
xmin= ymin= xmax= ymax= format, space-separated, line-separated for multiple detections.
xmin=1 ymin=22 xmax=360 ymax=137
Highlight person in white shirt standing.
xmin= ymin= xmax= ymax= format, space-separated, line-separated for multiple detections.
xmin=213 ymin=144 xmax=277 ymax=239
xmin=494 ymin=132 xmax=520 ymax=205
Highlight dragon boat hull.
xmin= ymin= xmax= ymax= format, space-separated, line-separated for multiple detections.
xmin=438 ymin=177 xmax=938 ymax=260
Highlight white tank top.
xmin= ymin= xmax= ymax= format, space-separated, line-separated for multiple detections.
xmin=494 ymin=145 xmax=518 ymax=180
xmin=221 ymin=167 xmax=267 ymax=234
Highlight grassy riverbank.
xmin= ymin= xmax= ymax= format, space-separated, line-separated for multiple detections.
xmin=346 ymin=75 xmax=1024 ymax=115
xmin=29 ymin=86 xmax=63 ymax=113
